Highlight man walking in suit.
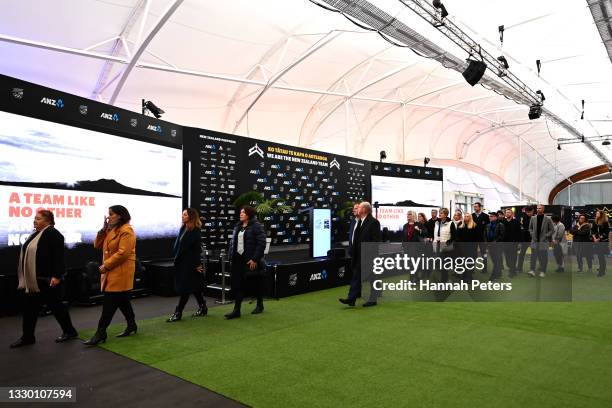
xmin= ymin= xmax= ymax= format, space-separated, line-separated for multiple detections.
xmin=347 ymin=202 xmax=361 ymax=257
xmin=472 ymin=202 xmax=489 ymax=273
xmin=528 ymin=204 xmax=554 ymax=278
xmin=340 ymin=201 xmax=381 ymax=307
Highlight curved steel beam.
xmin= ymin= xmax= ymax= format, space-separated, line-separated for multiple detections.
xmin=109 ymin=0 xmax=184 ymax=105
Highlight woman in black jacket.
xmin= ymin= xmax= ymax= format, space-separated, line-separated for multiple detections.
xmin=225 ymin=206 xmax=267 ymax=319
xmin=571 ymin=214 xmax=593 ymax=273
xmin=167 ymin=208 xmax=207 ymax=322
xmin=10 ymin=210 xmax=78 ymax=348
xmin=591 ymin=211 xmax=610 ymax=277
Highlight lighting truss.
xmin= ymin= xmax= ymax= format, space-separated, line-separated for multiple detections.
xmin=587 ymin=0 xmax=612 ymax=63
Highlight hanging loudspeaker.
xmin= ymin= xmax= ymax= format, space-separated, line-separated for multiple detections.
xmin=462 ymin=59 xmax=487 ymax=86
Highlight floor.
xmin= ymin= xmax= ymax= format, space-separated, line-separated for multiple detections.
xmin=0 ymin=294 xmax=247 ymax=408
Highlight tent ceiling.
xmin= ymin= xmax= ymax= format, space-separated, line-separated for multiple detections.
xmin=1 ymin=0 xmax=611 ymax=203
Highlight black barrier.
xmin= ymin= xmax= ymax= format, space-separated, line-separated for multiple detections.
xmin=268 ymin=257 xmax=352 ymax=298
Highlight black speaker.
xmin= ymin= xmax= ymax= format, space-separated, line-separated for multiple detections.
xmin=463 ymin=59 xmax=487 ymax=86
xmin=327 ymin=248 xmax=346 ymax=259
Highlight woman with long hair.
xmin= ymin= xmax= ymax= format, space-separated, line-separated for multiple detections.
xmin=592 ymin=210 xmax=610 ymax=277
xmin=167 ymin=208 xmax=207 ymax=322
xmin=84 ymin=205 xmax=137 ymax=345
xmin=456 ymin=213 xmax=479 ymax=282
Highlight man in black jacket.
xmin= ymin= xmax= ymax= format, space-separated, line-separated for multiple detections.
xmin=516 ymin=206 xmax=534 ymax=273
xmin=425 ymin=209 xmax=439 ymax=242
xmin=501 ymin=208 xmax=522 ymax=277
xmin=347 ymin=202 xmax=361 ymax=257
xmin=484 ymin=212 xmax=505 ymax=281
xmin=340 ymin=202 xmax=382 ymax=307
xmin=472 ymin=202 xmax=489 ymax=273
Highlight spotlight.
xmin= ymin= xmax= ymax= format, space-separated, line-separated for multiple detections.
xmin=528 ymin=104 xmax=542 ymax=120
xmin=142 ymin=99 xmax=165 ymax=119
xmin=498 ymin=25 xmax=505 ymax=44
xmin=497 ymin=56 xmax=509 ymax=69
xmin=536 ymin=90 xmax=545 ymax=102
xmin=432 ymin=0 xmax=449 ymax=18
xmin=463 ymin=59 xmax=487 ymax=86
xmin=379 ymin=150 xmax=387 ymax=162
xmin=557 ymin=144 xmax=562 ymax=151
xmin=581 ymin=99 xmax=585 ymax=120
xmin=603 ymin=140 xmax=611 ymax=146
xmin=536 ymin=59 xmax=541 ymax=76
xmin=424 ymin=157 xmax=431 ymax=167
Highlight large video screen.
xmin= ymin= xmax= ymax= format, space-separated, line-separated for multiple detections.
xmin=371 ymin=175 xmax=443 ymax=232
xmin=0 ymin=111 xmax=182 ymax=272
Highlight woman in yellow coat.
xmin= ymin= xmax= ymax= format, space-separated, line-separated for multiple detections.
xmin=84 ymin=205 xmax=137 ymax=346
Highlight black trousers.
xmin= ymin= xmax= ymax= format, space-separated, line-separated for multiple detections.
xmin=516 ymin=242 xmax=530 ymax=272
xmin=575 ymin=243 xmax=593 ymax=271
xmin=176 ymin=291 xmax=206 ymax=313
xmin=347 ymin=262 xmax=361 ymax=301
xmin=488 ymin=245 xmax=503 ymax=280
xmin=504 ymin=243 xmax=518 ymax=273
xmin=97 ymin=291 xmax=135 ymax=330
xmin=231 ymin=253 xmax=263 ymax=310
xmin=21 ymin=282 xmax=76 ymax=342
xmin=530 ymin=247 xmax=549 ymax=272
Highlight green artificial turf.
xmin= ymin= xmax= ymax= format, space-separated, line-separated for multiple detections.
xmin=85 ymin=269 xmax=612 ymax=408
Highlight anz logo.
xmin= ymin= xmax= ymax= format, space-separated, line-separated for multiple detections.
xmin=249 ymin=169 xmax=261 ymax=175
xmin=309 ymin=269 xmax=328 ymax=281
xmin=100 ymin=112 xmax=120 ymax=122
xmin=256 ymin=178 xmax=268 ymax=183
xmin=40 ymin=97 xmax=64 ymax=108
xmin=263 ymin=185 xmax=273 ymax=191
xmin=147 ymin=124 xmax=162 ymax=133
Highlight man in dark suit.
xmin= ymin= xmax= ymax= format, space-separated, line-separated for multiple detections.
xmin=501 ymin=208 xmax=522 ymax=277
xmin=340 ymin=201 xmax=381 ymax=307
xmin=425 ymin=209 xmax=438 ymax=242
xmin=516 ymin=206 xmax=534 ymax=273
xmin=347 ymin=202 xmax=361 ymax=257
xmin=472 ymin=202 xmax=489 ymax=273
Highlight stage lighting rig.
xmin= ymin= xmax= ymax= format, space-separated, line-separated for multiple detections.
xmin=432 ymin=0 xmax=448 ymax=20
xmin=424 ymin=157 xmax=431 ymax=167
xmin=379 ymin=150 xmax=387 ymax=162
xmin=142 ymin=99 xmax=165 ymax=119
xmin=528 ymin=104 xmax=542 ymax=120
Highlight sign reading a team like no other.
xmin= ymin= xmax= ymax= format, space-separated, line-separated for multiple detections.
xmin=183 ymin=128 xmax=369 ymax=249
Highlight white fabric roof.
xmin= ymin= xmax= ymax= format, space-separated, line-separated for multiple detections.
xmin=1 ymin=0 xmax=611 ymax=204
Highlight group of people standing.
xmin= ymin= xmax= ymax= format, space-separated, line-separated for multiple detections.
xmin=10 ymin=205 xmax=268 ymax=349
xmin=398 ymin=203 xmax=610 ymax=282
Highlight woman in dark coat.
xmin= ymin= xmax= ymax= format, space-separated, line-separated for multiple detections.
xmin=571 ymin=214 xmax=593 ymax=273
xmin=591 ymin=210 xmax=610 ymax=277
xmin=167 ymin=208 xmax=207 ymax=322
xmin=225 ymin=206 xmax=267 ymax=319
xmin=10 ymin=210 xmax=78 ymax=348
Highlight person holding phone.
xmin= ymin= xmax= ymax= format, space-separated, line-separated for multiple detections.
xmin=84 ymin=205 xmax=137 ymax=345
xmin=10 ymin=210 xmax=78 ymax=348
xmin=167 ymin=208 xmax=207 ymax=322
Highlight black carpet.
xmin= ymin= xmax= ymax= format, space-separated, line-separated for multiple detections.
xmin=0 ymin=295 xmax=247 ymax=408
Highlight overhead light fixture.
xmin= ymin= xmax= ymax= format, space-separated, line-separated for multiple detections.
xmin=497 ymin=56 xmax=509 ymax=69
xmin=536 ymin=59 xmax=542 ymax=76
xmin=498 ymin=25 xmax=505 ymax=44
xmin=536 ymin=90 xmax=546 ymax=102
xmin=603 ymin=140 xmax=611 ymax=146
xmin=581 ymin=99 xmax=585 ymax=120
xmin=557 ymin=144 xmax=562 ymax=151
xmin=424 ymin=157 xmax=431 ymax=167
xmin=432 ymin=0 xmax=448 ymax=19
xmin=142 ymin=99 xmax=165 ymax=119
xmin=379 ymin=150 xmax=387 ymax=162
xmin=463 ymin=59 xmax=487 ymax=86
xmin=528 ymin=104 xmax=542 ymax=120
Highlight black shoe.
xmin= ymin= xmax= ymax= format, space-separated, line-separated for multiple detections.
xmin=167 ymin=312 xmax=182 ymax=322
xmin=192 ymin=306 xmax=208 ymax=317
xmin=339 ymin=298 xmax=355 ymax=307
xmin=224 ymin=310 xmax=241 ymax=320
xmin=251 ymin=304 xmax=264 ymax=314
xmin=10 ymin=338 xmax=35 ymax=348
xmin=116 ymin=322 xmax=137 ymax=337
xmin=597 ymin=271 xmax=606 ymax=277
xmin=55 ymin=331 xmax=78 ymax=343
xmin=83 ymin=330 xmax=107 ymax=346
xmin=362 ymin=301 xmax=377 ymax=307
